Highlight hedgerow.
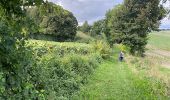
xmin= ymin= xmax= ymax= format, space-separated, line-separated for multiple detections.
xmin=25 ymin=40 xmax=104 ymax=99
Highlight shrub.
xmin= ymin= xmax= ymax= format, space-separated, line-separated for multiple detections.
xmin=26 ymin=40 xmax=103 ymax=99
xmin=75 ymin=31 xmax=94 ymax=43
xmin=93 ymin=40 xmax=112 ymax=59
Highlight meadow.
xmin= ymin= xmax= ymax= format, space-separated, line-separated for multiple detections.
xmin=24 ymin=31 xmax=170 ymax=99
xmin=71 ymin=31 xmax=170 ymax=99
xmin=148 ymin=31 xmax=170 ymax=51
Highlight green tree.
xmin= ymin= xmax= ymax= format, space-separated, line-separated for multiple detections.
xmin=80 ymin=21 xmax=91 ymax=33
xmin=0 ymin=0 xmax=46 ymax=99
xmin=106 ymin=0 xmax=166 ymax=56
xmin=27 ymin=2 xmax=78 ymax=41
xmin=90 ymin=19 xmax=106 ymax=37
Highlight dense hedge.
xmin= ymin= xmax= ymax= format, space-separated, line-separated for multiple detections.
xmin=0 ymin=37 xmax=112 ymax=99
xmin=26 ymin=40 xmax=104 ymax=99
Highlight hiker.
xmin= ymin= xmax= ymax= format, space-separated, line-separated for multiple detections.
xmin=119 ymin=51 xmax=124 ymax=62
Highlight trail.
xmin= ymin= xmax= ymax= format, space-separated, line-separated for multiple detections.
xmin=72 ymin=59 xmax=168 ymax=100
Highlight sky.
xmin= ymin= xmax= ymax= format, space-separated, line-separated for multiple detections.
xmin=49 ymin=0 xmax=170 ymax=29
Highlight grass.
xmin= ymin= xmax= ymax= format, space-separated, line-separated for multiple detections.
xmin=160 ymin=67 xmax=170 ymax=75
xmin=72 ymin=53 xmax=169 ymax=99
xmin=147 ymin=31 xmax=170 ymax=79
xmin=148 ymin=31 xmax=170 ymax=50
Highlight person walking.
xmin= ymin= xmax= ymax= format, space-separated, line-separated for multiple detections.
xmin=119 ymin=51 xmax=124 ymax=62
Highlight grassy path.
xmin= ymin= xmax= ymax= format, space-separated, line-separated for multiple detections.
xmin=72 ymin=58 xmax=168 ymax=100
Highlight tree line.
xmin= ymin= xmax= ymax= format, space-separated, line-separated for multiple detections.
xmin=79 ymin=0 xmax=167 ymax=56
xmin=27 ymin=2 xmax=78 ymax=41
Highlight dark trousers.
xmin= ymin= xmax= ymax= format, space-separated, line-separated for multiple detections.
xmin=119 ymin=57 xmax=123 ymax=61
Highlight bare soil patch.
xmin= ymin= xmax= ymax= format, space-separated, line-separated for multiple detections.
xmin=146 ymin=49 xmax=170 ymax=69
xmin=161 ymin=63 xmax=170 ymax=69
xmin=154 ymin=50 xmax=170 ymax=58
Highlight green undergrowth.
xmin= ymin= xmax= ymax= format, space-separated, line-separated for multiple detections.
xmin=23 ymin=39 xmax=112 ymax=99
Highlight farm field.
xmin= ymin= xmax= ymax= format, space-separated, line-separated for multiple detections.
xmin=147 ymin=31 xmax=170 ymax=75
xmin=148 ymin=31 xmax=170 ymax=51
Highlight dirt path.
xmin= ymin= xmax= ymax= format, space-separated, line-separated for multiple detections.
xmin=146 ymin=49 xmax=170 ymax=69
xmin=146 ymin=49 xmax=170 ymax=58
xmin=154 ymin=50 xmax=170 ymax=58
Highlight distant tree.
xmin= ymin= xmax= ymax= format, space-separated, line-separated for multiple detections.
xmin=90 ymin=19 xmax=106 ymax=37
xmin=79 ymin=21 xmax=91 ymax=33
xmin=106 ymin=0 xmax=166 ymax=56
xmin=27 ymin=2 xmax=78 ymax=41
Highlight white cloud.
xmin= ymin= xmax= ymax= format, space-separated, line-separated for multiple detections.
xmin=163 ymin=0 xmax=170 ymax=8
xmin=49 ymin=0 xmax=123 ymax=25
xmin=160 ymin=18 xmax=170 ymax=29
xmin=48 ymin=0 xmax=170 ymax=29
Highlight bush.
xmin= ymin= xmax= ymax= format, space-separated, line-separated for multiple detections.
xmin=26 ymin=40 xmax=103 ymax=99
xmin=0 ymin=20 xmax=46 ymax=99
xmin=93 ymin=40 xmax=112 ymax=59
xmin=75 ymin=31 xmax=94 ymax=43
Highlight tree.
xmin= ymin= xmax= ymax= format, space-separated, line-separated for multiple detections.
xmin=0 ymin=0 xmax=45 ymax=99
xmin=90 ymin=19 xmax=106 ymax=37
xmin=163 ymin=0 xmax=170 ymax=17
xmin=79 ymin=21 xmax=91 ymax=33
xmin=27 ymin=2 xmax=78 ymax=41
xmin=106 ymin=0 xmax=166 ymax=56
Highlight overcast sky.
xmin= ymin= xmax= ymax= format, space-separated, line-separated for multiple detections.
xmin=49 ymin=0 xmax=170 ymax=29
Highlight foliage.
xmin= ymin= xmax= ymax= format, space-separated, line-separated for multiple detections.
xmin=0 ymin=0 xmax=45 ymax=99
xmin=27 ymin=2 xmax=78 ymax=41
xmin=116 ymin=44 xmax=129 ymax=53
xmin=28 ymin=40 xmax=103 ymax=99
xmin=93 ymin=40 xmax=112 ymax=59
xmin=90 ymin=19 xmax=106 ymax=37
xmin=78 ymin=21 xmax=91 ymax=33
xmin=105 ymin=0 xmax=167 ymax=56
xmin=75 ymin=31 xmax=94 ymax=43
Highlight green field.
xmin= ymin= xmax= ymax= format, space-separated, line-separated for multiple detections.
xmin=147 ymin=31 xmax=170 ymax=74
xmin=148 ymin=31 xmax=170 ymax=50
